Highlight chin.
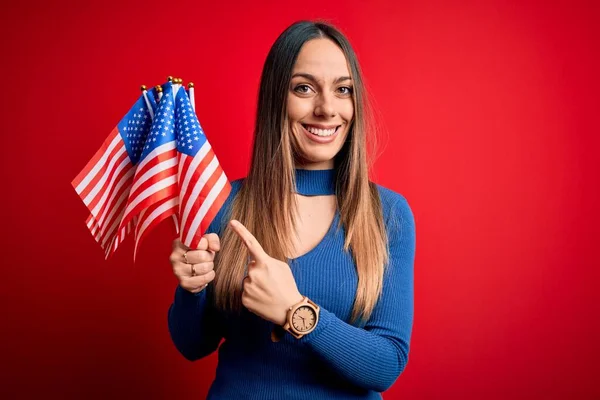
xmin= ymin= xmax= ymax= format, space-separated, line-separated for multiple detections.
xmin=292 ymin=125 xmax=348 ymax=167
xmin=296 ymin=149 xmax=338 ymax=167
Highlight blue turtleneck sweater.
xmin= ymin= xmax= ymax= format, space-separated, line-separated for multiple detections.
xmin=167 ymin=169 xmax=416 ymax=399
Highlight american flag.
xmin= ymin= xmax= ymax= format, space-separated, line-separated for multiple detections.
xmin=174 ymin=84 xmax=231 ymax=249
xmin=72 ymin=80 xmax=230 ymax=260
xmin=72 ymin=88 xmax=156 ymax=258
xmin=121 ymin=81 xmax=179 ymax=259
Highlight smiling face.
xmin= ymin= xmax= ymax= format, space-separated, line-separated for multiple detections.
xmin=286 ymin=38 xmax=355 ymax=170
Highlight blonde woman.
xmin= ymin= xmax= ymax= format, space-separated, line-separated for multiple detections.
xmin=168 ymin=20 xmax=416 ymax=399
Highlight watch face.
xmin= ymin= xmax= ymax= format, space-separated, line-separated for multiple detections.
xmin=292 ymin=305 xmax=316 ymax=333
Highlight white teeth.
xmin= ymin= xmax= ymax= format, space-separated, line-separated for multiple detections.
xmin=304 ymin=125 xmax=337 ymax=137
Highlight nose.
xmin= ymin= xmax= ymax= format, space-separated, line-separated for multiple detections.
xmin=314 ymin=92 xmax=336 ymax=118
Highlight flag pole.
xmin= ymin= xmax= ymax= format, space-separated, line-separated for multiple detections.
xmin=140 ymin=85 xmax=154 ymax=120
xmin=155 ymin=85 xmax=163 ymax=101
xmin=173 ymin=77 xmax=183 ymax=97
xmin=165 ymin=76 xmax=174 ymax=100
xmin=167 ymin=76 xmax=180 ymax=236
xmin=188 ymin=82 xmax=195 ymax=112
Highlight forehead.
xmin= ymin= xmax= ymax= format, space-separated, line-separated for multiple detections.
xmin=292 ymin=38 xmax=350 ymax=78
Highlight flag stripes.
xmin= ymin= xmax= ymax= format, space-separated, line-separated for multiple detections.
xmin=72 ymin=81 xmax=230 ymax=260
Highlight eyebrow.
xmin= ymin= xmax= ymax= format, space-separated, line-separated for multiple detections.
xmin=291 ymin=72 xmax=352 ymax=84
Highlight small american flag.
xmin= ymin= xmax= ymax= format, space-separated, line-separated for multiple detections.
xmin=121 ymin=81 xmax=179 ymax=259
xmin=72 ymin=80 xmax=230 ymax=260
xmin=72 ymin=88 xmax=156 ymax=258
xmin=174 ymin=84 xmax=231 ymax=249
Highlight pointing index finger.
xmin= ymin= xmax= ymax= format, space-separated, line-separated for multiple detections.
xmin=229 ymin=220 xmax=266 ymax=262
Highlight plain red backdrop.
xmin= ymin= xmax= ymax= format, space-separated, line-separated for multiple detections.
xmin=1 ymin=0 xmax=598 ymax=398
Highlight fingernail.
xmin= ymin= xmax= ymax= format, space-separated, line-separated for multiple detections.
xmin=230 ymin=220 xmax=238 ymax=227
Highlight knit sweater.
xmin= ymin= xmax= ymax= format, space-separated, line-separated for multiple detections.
xmin=167 ymin=169 xmax=416 ymax=399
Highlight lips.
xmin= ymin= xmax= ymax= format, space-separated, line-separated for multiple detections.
xmin=301 ymin=123 xmax=340 ymax=130
xmin=300 ymin=123 xmax=341 ymax=144
xmin=301 ymin=124 xmax=341 ymax=137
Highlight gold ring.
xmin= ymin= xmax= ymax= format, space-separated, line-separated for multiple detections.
xmin=183 ymin=251 xmax=189 ymax=263
xmin=191 ymin=264 xmax=196 ymax=277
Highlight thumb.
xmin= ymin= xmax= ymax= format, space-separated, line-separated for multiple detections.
xmin=204 ymin=233 xmax=220 ymax=252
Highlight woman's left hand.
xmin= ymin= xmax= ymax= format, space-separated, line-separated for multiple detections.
xmin=229 ymin=219 xmax=303 ymax=326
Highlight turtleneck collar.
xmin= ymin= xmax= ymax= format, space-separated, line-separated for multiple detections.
xmin=294 ymin=168 xmax=336 ymax=196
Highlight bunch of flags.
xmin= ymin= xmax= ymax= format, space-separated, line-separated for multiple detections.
xmin=71 ymin=77 xmax=231 ymax=260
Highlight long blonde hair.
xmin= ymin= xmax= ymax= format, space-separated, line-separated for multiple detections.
xmin=213 ymin=21 xmax=388 ymax=324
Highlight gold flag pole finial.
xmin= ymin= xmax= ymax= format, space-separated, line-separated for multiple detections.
xmin=167 ymin=76 xmax=173 ymax=82
xmin=187 ymin=82 xmax=194 ymax=88
xmin=140 ymin=85 xmax=147 ymax=91
xmin=155 ymin=85 xmax=163 ymax=93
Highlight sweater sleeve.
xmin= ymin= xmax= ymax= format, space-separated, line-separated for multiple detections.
xmin=167 ymin=283 xmax=223 ymax=361
xmin=298 ymin=196 xmax=416 ymax=392
xmin=167 ymin=180 xmax=242 ymax=361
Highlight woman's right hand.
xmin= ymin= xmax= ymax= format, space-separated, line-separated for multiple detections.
xmin=170 ymin=234 xmax=220 ymax=294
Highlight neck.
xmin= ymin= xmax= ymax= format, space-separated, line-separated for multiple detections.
xmin=294 ymin=159 xmax=334 ymax=170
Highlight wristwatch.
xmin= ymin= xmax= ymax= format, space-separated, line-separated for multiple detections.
xmin=272 ymin=296 xmax=320 ymax=341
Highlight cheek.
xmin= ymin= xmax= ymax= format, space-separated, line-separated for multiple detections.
xmin=340 ymin=100 xmax=355 ymax=123
xmin=287 ymin=96 xmax=313 ymax=122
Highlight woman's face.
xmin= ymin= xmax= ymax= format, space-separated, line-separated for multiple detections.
xmin=287 ymin=38 xmax=354 ymax=170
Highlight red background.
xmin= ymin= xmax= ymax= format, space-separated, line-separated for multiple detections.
xmin=1 ymin=0 xmax=598 ymax=398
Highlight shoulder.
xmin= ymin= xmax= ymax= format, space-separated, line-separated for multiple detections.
xmin=372 ymin=183 xmax=416 ymax=242
xmin=373 ymin=183 xmax=414 ymax=223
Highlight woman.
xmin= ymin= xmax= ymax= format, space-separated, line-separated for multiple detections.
xmin=167 ymin=20 xmax=416 ymax=399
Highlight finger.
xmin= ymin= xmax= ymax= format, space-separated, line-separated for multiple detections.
xmin=183 ymin=249 xmax=215 ymax=265
xmin=169 ymin=248 xmax=188 ymax=266
xmin=182 ymin=270 xmax=216 ymax=290
xmin=204 ymin=233 xmax=220 ymax=252
xmin=191 ymin=262 xmax=214 ymax=276
xmin=241 ymin=291 xmax=253 ymax=312
xmin=174 ymin=261 xmax=213 ymax=280
xmin=229 ymin=220 xmax=267 ymax=262
xmin=196 ymin=236 xmax=209 ymax=251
